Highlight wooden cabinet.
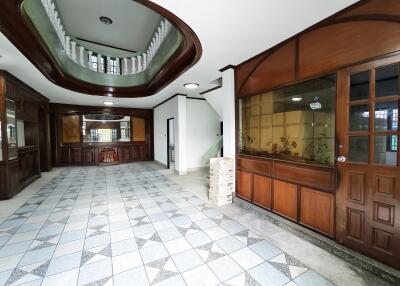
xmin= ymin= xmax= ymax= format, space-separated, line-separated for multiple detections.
xmin=236 ymin=170 xmax=252 ymax=200
xmin=253 ymin=174 xmax=272 ymax=209
xmin=0 ymin=71 xmax=49 ymax=199
xmin=273 ymin=180 xmax=298 ymax=221
xmin=300 ymin=187 xmax=334 ymax=236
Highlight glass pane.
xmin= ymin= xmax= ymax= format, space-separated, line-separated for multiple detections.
xmin=349 ymin=136 xmax=369 ymax=163
xmin=62 ymin=115 xmax=80 ymax=143
xmin=350 ymin=71 xmax=369 ymax=101
xmin=83 ymin=114 xmax=131 ymax=143
xmin=239 ymin=74 xmax=336 ymax=166
xmin=376 ymin=64 xmax=399 ymax=98
xmin=374 ymin=101 xmax=398 ymax=131
xmin=6 ymin=99 xmax=17 ymax=160
xmin=374 ymin=135 xmax=397 ymax=166
xmin=349 ymin=104 xmax=369 ymax=131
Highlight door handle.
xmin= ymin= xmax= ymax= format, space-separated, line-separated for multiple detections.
xmin=337 ymin=155 xmax=347 ymax=163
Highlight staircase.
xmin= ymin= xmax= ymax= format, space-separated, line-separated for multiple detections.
xmin=203 ymin=136 xmax=223 ymax=166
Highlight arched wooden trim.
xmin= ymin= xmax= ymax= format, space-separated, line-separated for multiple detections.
xmin=0 ymin=0 xmax=202 ymax=98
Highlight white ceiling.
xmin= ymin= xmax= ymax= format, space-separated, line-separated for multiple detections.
xmin=55 ymin=0 xmax=161 ymax=53
xmin=0 ymin=0 xmax=359 ymax=109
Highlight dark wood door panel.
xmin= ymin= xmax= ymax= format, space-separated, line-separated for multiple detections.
xmin=300 ymin=187 xmax=334 ymax=237
xmin=252 ymin=175 xmax=272 ymax=209
xmin=236 ymin=170 xmax=253 ymax=201
xmin=273 ymin=180 xmax=298 ymax=221
xmin=336 ymin=57 xmax=400 ymax=269
xmin=83 ymin=148 xmax=95 ymax=165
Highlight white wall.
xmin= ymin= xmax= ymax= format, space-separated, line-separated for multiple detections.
xmin=186 ymin=99 xmax=221 ymax=170
xmin=154 ymin=96 xmax=180 ymax=171
xmin=203 ymin=88 xmax=223 ymax=119
xmin=222 ymin=68 xmax=236 ymax=161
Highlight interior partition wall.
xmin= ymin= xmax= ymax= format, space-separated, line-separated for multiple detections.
xmin=50 ymin=104 xmax=153 ymax=166
xmin=234 ymin=0 xmax=400 ymax=270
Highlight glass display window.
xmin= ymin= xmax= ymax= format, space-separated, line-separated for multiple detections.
xmin=82 ymin=114 xmax=131 ymax=143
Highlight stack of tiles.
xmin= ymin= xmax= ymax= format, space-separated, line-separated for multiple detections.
xmin=209 ymin=157 xmax=234 ymax=206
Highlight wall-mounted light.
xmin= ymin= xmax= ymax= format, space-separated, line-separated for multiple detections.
xmin=291 ymin=97 xmax=303 ymax=102
xmin=103 ymin=101 xmax=114 ymax=106
xmin=184 ymin=83 xmax=199 ymax=90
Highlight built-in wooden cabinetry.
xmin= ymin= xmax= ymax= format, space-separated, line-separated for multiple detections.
xmin=234 ymin=0 xmax=400 ymax=269
xmin=50 ymin=104 xmax=153 ymax=166
xmin=0 ymin=71 xmax=50 ymax=199
xmin=236 ymin=156 xmax=335 ymax=237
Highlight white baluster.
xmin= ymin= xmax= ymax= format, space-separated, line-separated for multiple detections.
xmin=65 ymin=36 xmax=71 ymax=56
xmin=106 ymin=57 xmax=111 ymax=74
xmin=88 ymin=51 xmax=93 ymax=69
xmin=61 ymin=29 xmax=65 ymax=48
xmin=137 ymin=55 xmax=142 ymax=72
xmin=123 ymin=58 xmax=128 ymax=75
xmin=142 ymin=54 xmax=147 ymax=70
xmin=131 ymin=57 xmax=136 ymax=74
xmin=79 ymin=46 xmax=85 ymax=66
xmin=97 ymin=54 xmax=102 ymax=72
xmin=116 ymin=58 xmax=120 ymax=74
xmin=70 ymin=41 xmax=77 ymax=61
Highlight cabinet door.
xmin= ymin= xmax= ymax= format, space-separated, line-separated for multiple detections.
xmin=300 ymin=187 xmax=334 ymax=237
xmin=253 ymin=175 xmax=272 ymax=209
xmin=236 ymin=170 xmax=252 ymax=200
xmin=273 ymin=180 xmax=298 ymax=221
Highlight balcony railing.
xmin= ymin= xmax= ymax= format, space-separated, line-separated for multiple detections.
xmin=40 ymin=0 xmax=172 ymax=75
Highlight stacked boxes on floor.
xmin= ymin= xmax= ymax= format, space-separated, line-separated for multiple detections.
xmin=209 ymin=157 xmax=234 ymax=206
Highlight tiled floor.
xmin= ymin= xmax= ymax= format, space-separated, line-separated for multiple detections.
xmin=0 ymin=163 xmax=335 ymax=286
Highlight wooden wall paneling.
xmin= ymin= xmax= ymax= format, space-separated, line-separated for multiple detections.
xmin=5 ymin=160 xmax=20 ymax=199
xmin=298 ymin=21 xmax=400 ymax=80
xmin=119 ymin=146 xmax=131 ymax=163
xmin=236 ymin=170 xmax=253 ymax=201
xmin=237 ymin=156 xmax=272 ymax=176
xmin=238 ymin=40 xmax=296 ymax=97
xmin=300 ymin=187 xmax=335 ymax=236
xmin=273 ymin=161 xmax=336 ymax=192
xmin=273 ymin=180 xmax=298 ymax=221
xmin=252 ymin=174 xmax=272 ymax=209
xmin=83 ymin=147 xmax=95 ymax=165
xmin=336 ymin=0 xmax=400 ymax=18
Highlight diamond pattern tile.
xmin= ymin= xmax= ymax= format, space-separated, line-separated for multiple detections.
xmin=0 ymin=163 xmax=336 ymax=286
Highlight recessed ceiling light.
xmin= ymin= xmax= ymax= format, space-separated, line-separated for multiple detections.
xmin=103 ymin=101 xmax=114 ymax=106
xmin=99 ymin=16 xmax=113 ymax=25
xmin=292 ymin=97 xmax=303 ymax=102
xmin=184 ymin=83 xmax=199 ymax=90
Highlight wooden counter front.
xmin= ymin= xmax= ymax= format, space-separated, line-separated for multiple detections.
xmin=236 ymin=155 xmax=336 ymax=237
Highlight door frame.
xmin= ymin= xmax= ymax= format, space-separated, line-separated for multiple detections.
xmin=166 ymin=117 xmax=174 ymax=169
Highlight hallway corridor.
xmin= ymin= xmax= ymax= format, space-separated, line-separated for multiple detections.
xmin=0 ymin=163 xmax=334 ymax=286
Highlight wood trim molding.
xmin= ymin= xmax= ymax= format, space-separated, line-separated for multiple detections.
xmin=219 ymin=65 xmax=236 ymax=72
xmin=153 ymin=93 xmax=186 ymax=109
xmin=0 ymin=0 xmax=202 ymax=98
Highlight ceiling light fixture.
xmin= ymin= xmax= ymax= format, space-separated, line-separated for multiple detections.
xmin=184 ymin=83 xmax=199 ymax=90
xmin=99 ymin=16 xmax=113 ymax=25
xmin=292 ymin=97 xmax=303 ymax=102
xmin=103 ymin=101 xmax=114 ymax=106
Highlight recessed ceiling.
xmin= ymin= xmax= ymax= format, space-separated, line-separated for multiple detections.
xmin=54 ymin=0 xmax=161 ymax=53
xmin=0 ymin=0 xmax=359 ymax=108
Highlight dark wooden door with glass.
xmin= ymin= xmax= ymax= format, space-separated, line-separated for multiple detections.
xmin=336 ymin=56 xmax=400 ymax=269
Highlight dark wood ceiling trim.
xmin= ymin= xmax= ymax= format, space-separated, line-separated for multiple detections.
xmin=153 ymin=93 xmax=186 ymax=109
xmin=219 ymin=65 xmax=236 ymax=72
xmin=187 ymin=96 xmax=206 ymax=101
xmin=0 ymin=0 xmax=202 ymax=98
xmin=199 ymin=85 xmax=222 ymax=95
xmin=75 ymin=37 xmax=138 ymax=54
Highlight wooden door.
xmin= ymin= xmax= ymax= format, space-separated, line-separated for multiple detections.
xmin=336 ymin=56 xmax=400 ymax=269
xmin=236 ymin=170 xmax=252 ymax=201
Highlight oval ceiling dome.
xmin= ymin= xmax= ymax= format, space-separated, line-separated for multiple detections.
xmin=0 ymin=0 xmax=201 ymax=97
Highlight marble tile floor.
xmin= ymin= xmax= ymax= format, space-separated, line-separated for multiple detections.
xmin=0 ymin=163 xmax=337 ymax=286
